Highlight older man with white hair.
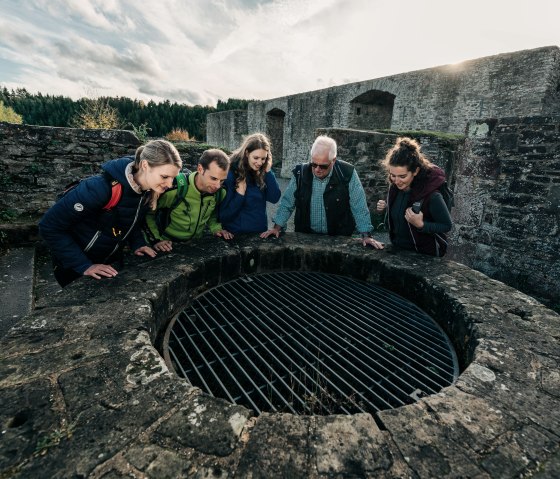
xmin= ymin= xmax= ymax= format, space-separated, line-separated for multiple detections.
xmin=261 ymin=135 xmax=384 ymax=249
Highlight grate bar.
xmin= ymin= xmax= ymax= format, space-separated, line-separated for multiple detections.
xmin=263 ymin=274 xmax=451 ymax=390
xmin=173 ymin=312 xmax=238 ymax=407
xmin=232 ymin=280 xmax=410 ymax=406
xmin=166 ymin=272 xmax=459 ymax=415
xmin=206 ymin=287 xmax=370 ymax=413
xmin=314 ymin=272 xmax=453 ymax=353
xmin=199 ymin=295 xmax=324 ymax=414
xmin=268 ymin=272 xmax=455 ymax=383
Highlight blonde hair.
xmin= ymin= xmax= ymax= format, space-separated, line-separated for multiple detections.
xmin=133 ymin=139 xmax=182 ymax=209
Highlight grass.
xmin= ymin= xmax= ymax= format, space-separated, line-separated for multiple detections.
xmin=377 ymin=128 xmax=465 ymax=142
xmin=34 ymin=420 xmax=77 ymax=456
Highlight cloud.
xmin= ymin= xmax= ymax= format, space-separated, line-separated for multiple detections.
xmin=1 ymin=0 xmax=559 ymax=107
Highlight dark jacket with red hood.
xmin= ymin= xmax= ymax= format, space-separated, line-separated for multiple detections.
xmin=386 ymin=165 xmax=451 ymax=257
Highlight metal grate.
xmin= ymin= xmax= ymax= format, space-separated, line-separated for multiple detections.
xmin=165 ymin=272 xmax=459 ymax=415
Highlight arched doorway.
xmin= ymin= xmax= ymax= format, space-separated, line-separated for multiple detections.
xmin=349 ymin=90 xmax=395 ymax=130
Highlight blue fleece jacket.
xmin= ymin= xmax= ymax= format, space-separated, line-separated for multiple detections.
xmin=219 ymin=169 xmax=281 ymax=234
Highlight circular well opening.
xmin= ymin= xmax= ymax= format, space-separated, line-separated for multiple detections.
xmin=163 ymin=271 xmax=459 ymax=415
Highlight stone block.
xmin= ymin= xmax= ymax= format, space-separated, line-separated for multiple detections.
xmin=155 ymin=393 xmax=252 ymax=457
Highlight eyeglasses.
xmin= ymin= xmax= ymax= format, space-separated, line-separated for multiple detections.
xmin=310 ymin=162 xmax=331 ymax=170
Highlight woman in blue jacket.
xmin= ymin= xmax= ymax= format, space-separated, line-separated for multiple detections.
xmin=219 ymin=133 xmax=281 ymax=234
xmin=39 ymin=139 xmax=182 ymax=286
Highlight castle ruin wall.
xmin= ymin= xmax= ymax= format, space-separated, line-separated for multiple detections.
xmin=0 ymin=123 xmax=140 ymax=221
xmin=207 ymin=46 xmax=560 ymax=177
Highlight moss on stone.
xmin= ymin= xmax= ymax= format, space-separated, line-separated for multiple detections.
xmin=377 ymin=129 xmax=465 ymax=142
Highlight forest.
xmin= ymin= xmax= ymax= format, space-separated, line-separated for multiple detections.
xmin=0 ymin=87 xmax=250 ymax=140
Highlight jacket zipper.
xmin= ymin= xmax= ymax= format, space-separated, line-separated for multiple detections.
xmin=84 ymin=231 xmax=102 ymax=252
xmin=104 ymin=192 xmax=147 ymax=261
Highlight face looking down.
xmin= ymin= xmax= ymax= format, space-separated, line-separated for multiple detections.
xmin=389 ymin=165 xmax=419 ymax=191
xmin=246 ymin=148 xmax=268 ymax=172
xmin=138 ymin=161 xmax=180 ymax=193
xmin=197 ymin=161 xmax=228 ymax=194
xmin=310 ymin=149 xmax=334 ymax=179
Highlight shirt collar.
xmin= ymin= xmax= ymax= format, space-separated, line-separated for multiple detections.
xmin=312 ymin=166 xmax=334 ymax=183
xmin=125 ymin=162 xmax=144 ymax=194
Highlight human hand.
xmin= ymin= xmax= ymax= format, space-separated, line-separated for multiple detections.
xmin=265 ymin=156 xmax=272 ymax=172
xmin=236 ymin=179 xmax=247 ymax=195
xmin=260 ymin=225 xmax=282 ymax=238
xmin=215 ymin=229 xmax=234 ymax=240
xmin=405 ymin=207 xmax=424 ymax=229
xmin=376 ymin=199 xmax=386 ymax=212
xmin=83 ymin=263 xmax=118 ymax=280
xmin=361 ymin=236 xmax=385 ymax=249
xmin=154 ymin=240 xmax=173 ymax=252
xmin=134 ymin=246 xmax=157 ymax=258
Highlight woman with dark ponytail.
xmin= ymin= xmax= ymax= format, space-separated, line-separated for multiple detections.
xmin=39 ymin=139 xmax=182 ymax=286
xmin=376 ymin=137 xmax=452 ymax=256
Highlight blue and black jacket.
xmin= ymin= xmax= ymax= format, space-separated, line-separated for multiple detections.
xmin=39 ymin=157 xmax=149 ymax=274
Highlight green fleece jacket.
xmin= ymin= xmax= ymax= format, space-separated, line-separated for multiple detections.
xmin=145 ymin=171 xmax=225 ymax=242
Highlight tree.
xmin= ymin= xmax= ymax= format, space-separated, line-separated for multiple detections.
xmin=0 ymin=100 xmax=23 ymax=123
xmin=71 ymin=97 xmax=121 ymax=129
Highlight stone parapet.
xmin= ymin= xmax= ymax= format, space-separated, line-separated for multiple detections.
xmin=0 ymin=122 xmax=140 ymax=220
xmin=450 ymin=116 xmax=560 ymax=306
xmin=1 ymin=234 xmax=558 ymax=477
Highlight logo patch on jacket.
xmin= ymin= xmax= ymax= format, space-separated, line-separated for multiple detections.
xmin=73 ymin=203 xmax=84 ymax=212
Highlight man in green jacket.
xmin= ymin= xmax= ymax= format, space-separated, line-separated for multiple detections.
xmin=144 ymin=149 xmax=233 ymax=252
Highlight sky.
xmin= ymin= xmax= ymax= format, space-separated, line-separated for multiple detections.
xmin=1 ymin=0 xmax=559 ymax=107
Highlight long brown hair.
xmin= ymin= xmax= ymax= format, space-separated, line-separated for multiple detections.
xmin=229 ymin=133 xmax=272 ymax=190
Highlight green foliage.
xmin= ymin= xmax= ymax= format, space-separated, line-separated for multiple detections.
xmin=130 ymin=122 xmax=151 ymax=143
xmin=34 ymin=420 xmax=77 ymax=456
xmin=0 ymin=86 xmax=254 ymax=140
xmin=216 ymin=98 xmax=252 ymax=111
xmin=0 ymin=100 xmax=23 ymax=123
xmin=0 ymin=208 xmax=18 ymax=222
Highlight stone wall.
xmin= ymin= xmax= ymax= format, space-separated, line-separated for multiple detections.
xmin=449 ymin=116 xmax=560 ymax=306
xmin=206 ymin=109 xmax=248 ymax=150
xmin=316 ymin=128 xmax=463 ymax=212
xmin=0 ymin=122 xmax=140 ymax=220
xmin=207 ymin=46 xmax=560 ymax=176
xmin=2 ymin=236 xmax=559 ymax=477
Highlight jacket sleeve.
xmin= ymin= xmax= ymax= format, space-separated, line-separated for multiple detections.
xmin=272 ymin=176 xmax=297 ymax=229
xmin=38 ymin=176 xmax=111 ymax=274
xmin=264 ymin=170 xmax=281 ymax=203
xmin=348 ymin=170 xmax=373 ymax=234
xmin=420 ymin=192 xmax=453 ymax=234
xmin=208 ymin=189 xmax=226 ymax=233
xmin=144 ymin=189 xmax=176 ymax=242
xmin=218 ymin=172 xmax=245 ymax=224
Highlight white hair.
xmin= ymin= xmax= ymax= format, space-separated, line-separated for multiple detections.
xmin=311 ymin=135 xmax=337 ymax=161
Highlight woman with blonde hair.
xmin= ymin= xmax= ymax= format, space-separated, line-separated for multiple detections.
xmin=377 ymin=137 xmax=452 ymax=256
xmin=39 ymin=139 xmax=182 ymax=286
xmin=219 ymin=133 xmax=281 ymax=234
